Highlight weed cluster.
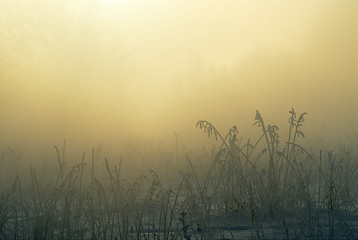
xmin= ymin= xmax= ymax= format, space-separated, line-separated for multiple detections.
xmin=0 ymin=109 xmax=357 ymax=239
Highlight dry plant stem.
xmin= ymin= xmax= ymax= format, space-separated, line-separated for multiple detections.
xmin=91 ymin=149 xmax=95 ymax=240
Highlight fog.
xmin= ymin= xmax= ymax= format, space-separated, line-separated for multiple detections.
xmin=0 ymin=0 xmax=357 ymax=155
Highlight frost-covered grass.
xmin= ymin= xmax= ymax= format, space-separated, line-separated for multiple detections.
xmin=1 ymin=109 xmax=357 ymax=239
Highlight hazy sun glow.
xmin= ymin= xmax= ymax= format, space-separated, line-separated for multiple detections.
xmin=0 ymin=0 xmax=357 ymax=151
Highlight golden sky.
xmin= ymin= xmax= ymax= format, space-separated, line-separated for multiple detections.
xmin=0 ymin=0 xmax=357 ymax=151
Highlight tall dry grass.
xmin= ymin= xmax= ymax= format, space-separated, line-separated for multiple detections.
xmin=0 ymin=109 xmax=357 ymax=239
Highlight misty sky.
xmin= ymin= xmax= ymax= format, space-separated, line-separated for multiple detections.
xmin=0 ymin=0 xmax=357 ymax=151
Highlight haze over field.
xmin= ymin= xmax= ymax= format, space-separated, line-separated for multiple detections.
xmin=0 ymin=0 xmax=357 ymax=153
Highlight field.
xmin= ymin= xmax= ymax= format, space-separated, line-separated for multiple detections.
xmin=1 ymin=109 xmax=357 ymax=240
xmin=1 ymin=0 xmax=357 ymax=239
